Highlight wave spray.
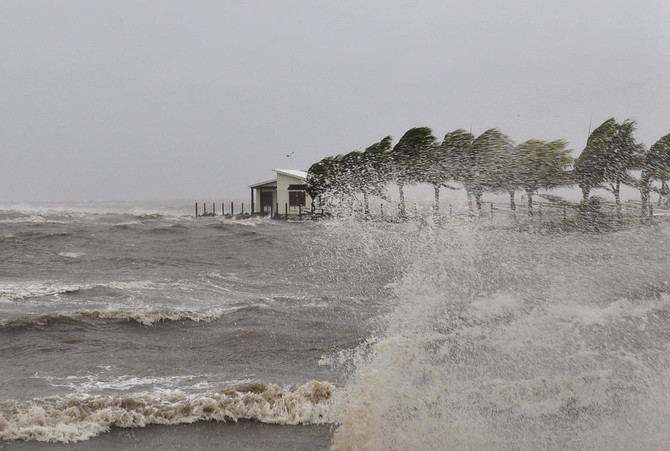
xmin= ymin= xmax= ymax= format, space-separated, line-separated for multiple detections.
xmin=330 ymin=220 xmax=670 ymax=450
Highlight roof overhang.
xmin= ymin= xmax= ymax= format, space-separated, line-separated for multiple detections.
xmin=273 ymin=168 xmax=307 ymax=180
xmin=248 ymin=178 xmax=277 ymax=189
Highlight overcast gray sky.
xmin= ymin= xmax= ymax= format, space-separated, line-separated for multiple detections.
xmin=1 ymin=0 xmax=669 ymax=202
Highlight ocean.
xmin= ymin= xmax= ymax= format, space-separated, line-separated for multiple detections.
xmin=1 ymin=201 xmax=670 ymax=450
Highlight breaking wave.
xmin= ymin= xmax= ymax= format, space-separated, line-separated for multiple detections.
xmin=0 ymin=381 xmax=335 ymax=443
xmin=0 ymin=306 xmax=241 ymax=328
xmin=0 ymin=281 xmax=154 ymax=302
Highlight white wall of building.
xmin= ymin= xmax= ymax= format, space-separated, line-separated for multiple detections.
xmin=276 ymin=172 xmax=312 ymax=216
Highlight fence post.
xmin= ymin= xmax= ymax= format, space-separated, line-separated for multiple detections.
xmin=203 ymin=202 xmax=207 ymax=215
xmin=231 ymin=202 xmax=234 ymax=216
xmin=222 ymin=203 xmax=225 ymax=215
xmin=195 ymin=203 xmax=198 ymax=217
xmin=213 ymin=203 xmax=216 ymax=215
xmin=242 ymin=203 xmax=244 ymax=215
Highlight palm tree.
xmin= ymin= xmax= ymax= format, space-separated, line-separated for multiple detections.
xmin=391 ymin=127 xmax=437 ymax=218
xmin=574 ymin=118 xmax=614 ymax=200
xmin=484 ymin=130 xmax=518 ymax=212
xmin=443 ymin=129 xmax=476 ymax=213
xmin=461 ymin=129 xmax=508 ymax=214
xmin=575 ymin=118 xmax=643 ymax=218
xmin=516 ymin=139 xmax=573 ymax=216
xmin=640 ymin=133 xmax=670 ymax=217
xmin=360 ymin=136 xmax=393 ymax=216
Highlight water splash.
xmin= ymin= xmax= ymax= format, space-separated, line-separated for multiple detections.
xmin=328 ymin=219 xmax=670 ymax=450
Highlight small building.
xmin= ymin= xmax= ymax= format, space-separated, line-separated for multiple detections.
xmin=248 ymin=169 xmax=312 ymax=217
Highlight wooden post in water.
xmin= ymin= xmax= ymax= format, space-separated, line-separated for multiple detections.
xmin=213 ymin=203 xmax=216 ymax=215
xmin=222 ymin=203 xmax=225 ymax=215
xmin=231 ymin=202 xmax=234 ymax=216
xmin=203 ymin=202 xmax=207 ymax=215
xmin=241 ymin=203 xmax=244 ymax=215
xmin=195 ymin=203 xmax=198 ymax=217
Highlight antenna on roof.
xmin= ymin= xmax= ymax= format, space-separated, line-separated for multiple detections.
xmin=286 ymin=151 xmax=294 ymax=169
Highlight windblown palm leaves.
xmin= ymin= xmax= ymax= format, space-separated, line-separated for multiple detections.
xmin=391 ymin=127 xmax=438 ymax=217
xmin=574 ymin=118 xmax=644 ymax=217
xmin=517 ymin=139 xmax=573 ymax=216
xmin=640 ymin=133 xmax=670 ymax=216
xmin=307 ymin=120 xmax=669 ymax=219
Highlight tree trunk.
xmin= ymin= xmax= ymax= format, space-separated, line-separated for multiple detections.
xmin=433 ymin=184 xmax=440 ymax=218
xmin=640 ymin=172 xmax=650 ymax=218
xmin=363 ymin=192 xmax=370 ymax=218
xmin=613 ymin=181 xmax=622 ymax=220
xmin=527 ymin=192 xmax=534 ymax=217
xmin=581 ymin=186 xmax=590 ymax=201
xmin=474 ymin=192 xmax=483 ymax=216
xmin=659 ymin=181 xmax=668 ymax=207
xmin=466 ymin=190 xmax=474 ymax=216
xmin=641 ymin=188 xmax=649 ymax=218
xmin=398 ymin=183 xmax=406 ymax=219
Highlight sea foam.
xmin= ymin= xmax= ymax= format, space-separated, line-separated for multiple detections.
xmin=0 ymin=381 xmax=335 ymax=443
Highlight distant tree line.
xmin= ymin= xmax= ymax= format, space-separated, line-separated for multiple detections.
xmin=306 ymin=119 xmax=670 ymax=220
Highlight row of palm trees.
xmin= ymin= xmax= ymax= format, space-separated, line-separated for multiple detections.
xmin=306 ymin=119 xmax=670 ymax=219
xmin=575 ymin=118 xmax=670 ymax=218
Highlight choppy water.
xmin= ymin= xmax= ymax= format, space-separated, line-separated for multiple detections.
xmin=1 ymin=202 xmax=670 ymax=449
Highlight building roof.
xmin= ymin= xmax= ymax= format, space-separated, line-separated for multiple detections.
xmin=273 ymin=169 xmax=307 ymax=180
xmin=248 ymin=169 xmax=307 ymax=189
xmin=248 ymin=178 xmax=277 ymax=189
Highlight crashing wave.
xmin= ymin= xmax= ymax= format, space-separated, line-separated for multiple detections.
xmin=0 ymin=306 xmax=239 ymax=328
xmin=0 ymin=380 xmax=335 ymax=443
xmin=0 ymin=281 xmax=153 ymax=302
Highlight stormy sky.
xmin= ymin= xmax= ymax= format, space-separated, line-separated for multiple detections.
xmin=1 ymin=1 xmax=669 ymax=202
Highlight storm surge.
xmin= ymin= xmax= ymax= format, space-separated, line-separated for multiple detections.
xmin=329 ymin=220 xmax=670 ymax=450
xmin=0 ymin=380 xmax=335 ymax=443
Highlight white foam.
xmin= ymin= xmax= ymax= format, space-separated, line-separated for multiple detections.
xmin=57 ymin=252 xmax=85 ymax=258
xmin=327 ymin=220 xmax=670 ymax=450
xmin=0 ymin=380 xmax=336 ymax=443
xmin=33 ymin=371 xmax=254 ymax=393
xmin=0 ymin=305 xmax=244 ymax=327
xmin=0 ymin=280 xmax=154 ymax=302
